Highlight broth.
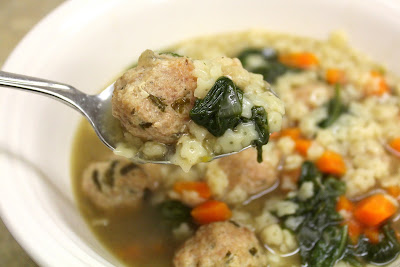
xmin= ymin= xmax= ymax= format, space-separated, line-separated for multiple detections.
xmin=72 ymin=120 xmax=175 ymax=267
xmin=72 ymin=120 xmax=300 ymax=267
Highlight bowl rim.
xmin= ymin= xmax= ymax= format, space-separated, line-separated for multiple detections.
xmin=1 ymin=2 xmax=116 ymax=266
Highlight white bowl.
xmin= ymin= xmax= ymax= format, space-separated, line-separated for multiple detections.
xmin=1 ymin=0 xmax=400 ymax=266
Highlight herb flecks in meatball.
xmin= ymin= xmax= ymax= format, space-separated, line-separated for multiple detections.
xmin=112 ymin=50 xmax=197 ymax=144
xmin=173 ymin=221 xmax=268 ymax=267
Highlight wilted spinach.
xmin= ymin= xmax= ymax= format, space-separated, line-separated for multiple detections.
xmin=356 ymin=224 xmax=400 ymax=265
xmin=244 ymin=106 xmax=269 ymax=163
xmin=288 ymin=162 xmax=345 ymax=219
xmin=279 ymin=161 xmax=400 ymax=267
xmin=307 ymin=225 xmax=349 ymax=267
xmin=280 ymin=161 xmax=347 ymax=267
xmin=190 ymin=77 xmax=270 ymax=162
xmin=238 ymin=48 xmax=294 ymax=83
xmin=157 ymin=200 xmax=192 ymax=228
xmin=317 ymin=85 xmax=347 ymax=128
xmin=190 ymin=77 xmax=243 ymax=137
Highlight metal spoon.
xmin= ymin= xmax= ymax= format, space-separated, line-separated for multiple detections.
xmin=0 ymin=70 xmax=252 ymax=164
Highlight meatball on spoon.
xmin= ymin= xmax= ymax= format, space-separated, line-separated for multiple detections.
xmin=0 ymin=70 xmax=250 ymax=164
xmin=0 ymin=51 xmax=283 ymax=168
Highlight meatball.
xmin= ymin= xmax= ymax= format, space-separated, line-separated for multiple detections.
xmin=82 ymin=158 xmax=159 ymax=210
xmin=173 ymin=221 xmax=268 ymax=267
xmin=112 ymin=50 xmax=197 ymax=144
xmin=215 ymin=147 xmax=280 ymax=196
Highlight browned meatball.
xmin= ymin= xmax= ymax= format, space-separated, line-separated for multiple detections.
xmin=216 ymin=148 xmax=280 ymax=195
xmin=82 ymin=158 xmax=159 ymax=210
xmin=173 ymin=221 xmax=268 ymax=267
xmin=112 ymin=50 xmax=197 ymax=144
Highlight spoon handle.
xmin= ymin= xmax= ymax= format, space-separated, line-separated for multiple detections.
xmin=0 ymin=70 xmax=90 ymax=115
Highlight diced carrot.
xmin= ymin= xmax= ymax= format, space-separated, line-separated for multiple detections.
xmin=368 ymin=71 xmax=390 ymax=96
xmin=278 ymin=128 xmax=314 ymax=156
xmin=389 ymin=138 xmax=400 ymax=153
xmin=354 ymin=194 xmax=397 ymax=227
xmin=316 ymin=150 xmax=346 ymax=176
xmin=279 ymin=52 xmax=319 ymax=69
xmin=386 ymin=186 xmax=400 ymax=199
xmin=364 ymin=227 xmax=381 ymax=244
xmin=295 ymin=138 xmax=312 ymax=156
xmin=345 ymin=219 xmax=363 ymax=244
xmin=326 ymin=69 xmax=346 ymax=85
xmin=173 ymin=181 xmax=211 ymax=199
xmin=191 ymin=200 xmax=232 ymax=225
xmin=336 ymin=195 xmax=354 ymax=212
xmin=280 ymin=127 xmax=301 ymax=140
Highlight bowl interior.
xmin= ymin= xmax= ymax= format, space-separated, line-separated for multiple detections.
xmin=1 ymin=0 xmax=400 ymax=266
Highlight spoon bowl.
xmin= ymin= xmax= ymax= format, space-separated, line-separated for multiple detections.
xmin=0 ymin=70 xmax=252 ymax=164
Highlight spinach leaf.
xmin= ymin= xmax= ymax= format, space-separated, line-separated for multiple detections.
xmin=279 ymin=161 xmax=400 ymax=267
xmin=157 ymin=200 xmax=192 ymax=228
xmin=293 ymin=182 xmax=345 ymax=267
xmin=318 ymin=85 xmax=347 ymax=128
xmin=356 ymin=224 xmax=400 ymax=265
xmin=298 ymin=160 xmax=321 ymax=184
xmin=280 ymin=161 xmax=347 ymax=267
xmin=341 ymin=250 xmax=363 ymax=267
xmin=190 ymin=76 xmax=243 ymax=137
xmin=190 ymin=77 xmax=271 ymax=162
xmin=238 ymin=48 xmax=293 ymax=83
xmin=307 ymin=225 xmax=349 ymax=267
xmin=248 ymin=106 xmax=269 ymax=163
xmin=293 ymin=162 xmax=344 ymax=219
xmin=238 ymin=48 xmax=278 ymax=66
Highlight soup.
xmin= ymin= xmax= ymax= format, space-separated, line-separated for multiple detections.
xmin=72 ymin=30 xmax=400 ymax=267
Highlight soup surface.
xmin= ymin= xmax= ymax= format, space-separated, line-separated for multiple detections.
xmin=72 ymin=30 xmax=400 ymax=267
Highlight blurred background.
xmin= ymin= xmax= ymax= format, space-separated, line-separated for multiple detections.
xmin=0 ymin=1 xmax=64 ymax=266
